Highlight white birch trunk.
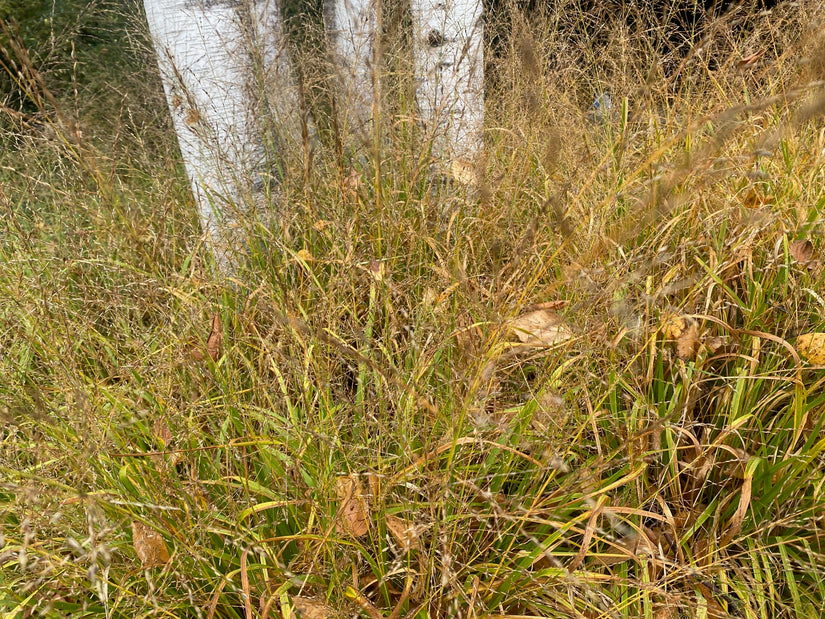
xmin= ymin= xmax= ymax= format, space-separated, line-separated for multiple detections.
xmin=143 ymin=0 xmax=300 ymax=270
xmin=325 ymin=0 xmax=377 ymax=138
xmin=411 ymin=0 xmax=484 ymax=163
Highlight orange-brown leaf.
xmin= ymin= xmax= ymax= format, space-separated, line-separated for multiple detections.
xmin=132 ymin=521 xmax=170 ymax=568
xmin=796 ymin=332 xmax=825 ymax=365
xmin=663 ymin=315 xmax=700 ymax=360
xmin=736 ymin=49 xmax=765 ymax=69
xmin=206 ymin=312 xmax=222 ymax=362
xmin=292 ymin=596 xmax=336 ymax=618
xmin=790 ymin=239 xmax=814 ymax=268
xmin=335 ymin=475 xmax=370 ymax=538
xmin=386 ymin=515 xmax=419 ymax=553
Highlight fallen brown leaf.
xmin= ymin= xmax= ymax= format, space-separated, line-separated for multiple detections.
xmin=335 ymin=475 xmax=370 ymax=538
xmin=450 ymin=158 xmax=478 ymax=186
xmin=663 ymin=315 xmax=700 ymax=360
xmin=132 ymin=521 xmax=170 ymax=568
xmin=796 ymin=332 xmax=825 ymax=365
xmin=185 ymin=108 xmax=201 ymax=126
xmin=343 ymin=168 xmax=360 ymax=201
xmin=386 ymin=515 xmax=420 ymax=553
xmin=509 ymin=309 xmax=574 ymax=348
xmin=192 ymin=313 xmax=223 ymax=362
xmin=206 ymin=313 xmax=222 ymax=361
xmin=152 ymin=418 xmax=172 ymax=447
xmin=292 ymin=596 xmax=336 ymax=619
xmin=736 ymin=49 xmax=765 ymax=69
xmin=789 ymin=239 xmax=815 ymax=268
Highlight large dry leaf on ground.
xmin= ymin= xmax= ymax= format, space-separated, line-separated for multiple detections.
xmin=509 ymin=309 xmax=573 ymax=347
xmin=796 ymin=333 xmax=825 ymax=364
xmin=386 ymin=515 xmax=420 ymax=552
xmin=132 ymin=521 xmax=170 ymax=568
xmin=292 ymin=596 xmax=336 ymax=619
xmin=663 ymin=315 xmax=700 ymax=360
xmin=335 ymin=475 xmax=370 ymax=538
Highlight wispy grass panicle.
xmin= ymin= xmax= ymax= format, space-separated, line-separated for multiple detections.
xmin=1 ymin=0 xmax=825 ymax=617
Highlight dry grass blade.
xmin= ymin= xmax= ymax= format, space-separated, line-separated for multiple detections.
xmin=720 ymin=465 xmax=755 ymax=547
xmin=569 ymin=495 xmax=606 ymax=571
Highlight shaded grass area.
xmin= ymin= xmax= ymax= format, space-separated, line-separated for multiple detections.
xmin=1 ymin=0 xmax=825 ymax=617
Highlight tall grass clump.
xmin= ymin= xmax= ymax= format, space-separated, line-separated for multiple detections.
xmin=1 ymin=0 xmax=825 ymax=617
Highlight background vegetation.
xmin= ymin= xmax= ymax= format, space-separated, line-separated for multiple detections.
xmin=1 ymin=0 xmax=824 ymax=617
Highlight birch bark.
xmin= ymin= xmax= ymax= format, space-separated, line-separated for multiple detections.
xmin=142 ymin=0 xmax=300 ymax=270
xmin=325 ymin=0 xmax=377 ymax=139
xmin=411 ymin=0 xmax=484 ymax=162
xmin=327 ymin=0 xmax=485 ymax=162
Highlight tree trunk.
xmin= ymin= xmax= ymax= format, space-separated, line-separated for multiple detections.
xmin=411 ymin=0 xmax=484 ymax=163
xmin=325 ymin=0 xmax=376 ymax=140
xmin=142 ymin=0 xmax=300 ymax=270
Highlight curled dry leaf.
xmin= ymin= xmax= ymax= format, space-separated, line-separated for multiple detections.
xmin=193 ymin=312 xmax=223 ymax=362
xmin=509 ymin=309 xmax=573 ymax=348
xmin=789 ymin=239 xmax=815 ymax=268
xmin=206 ymin=312 xmax=222 ymax=361
xmin=342 ymin=168 xmax=360 ymax=201
xmin=296 ymin=249 xmax=314 ymax=263
xmin=152 ymin=418 xmax=173 ymax=447
xmin=132 ymin=521 xmax=170 ymax=568
xmin=450 ymin=158 xmax=478 ymax=186
xmin=335 ymin=475 xmax=370 ymax=538
xmin=796 ymin=332 xmax=825 ymax=365
xmin=151 ymin=418 xmax=182 ymax=465
xmin=292 ymin=596 xmax=336 ymax=619
xmin=663 ymin=315 xmax=700 ymax=360
xmin=736 ymin=49 xmax=765 ymax=69
xmin=185 ymin=108 xmax=201 ymax=126
xmin=386 ymin=515 xmax=420 ymax=553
